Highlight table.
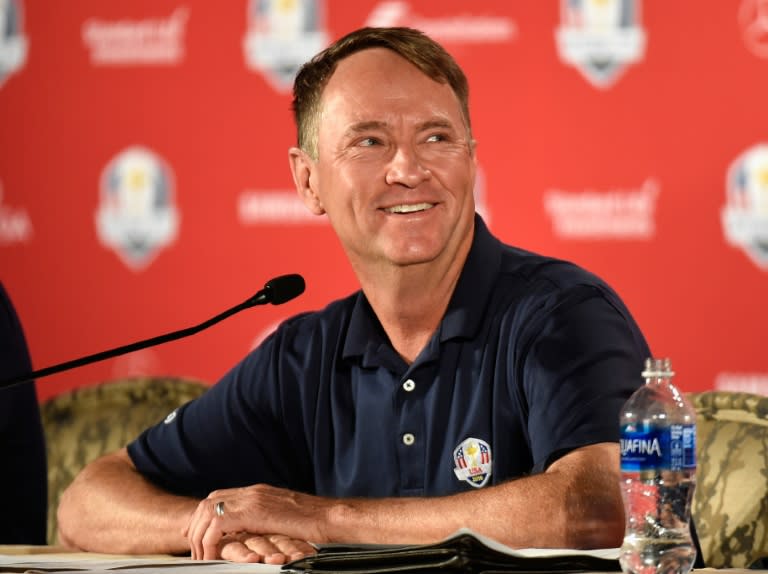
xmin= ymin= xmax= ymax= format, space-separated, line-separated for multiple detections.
xmin=0 ymin=546 xmax=282 ymax=574
xmin=1 ymin=545 xmax=763 ymax=574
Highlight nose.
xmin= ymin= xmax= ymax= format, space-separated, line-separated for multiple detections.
xmin=384 ymin=146 xmax=431 ymax=188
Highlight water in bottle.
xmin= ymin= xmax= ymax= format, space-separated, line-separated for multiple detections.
xmin=619 ymin=357 xmax=697 ymax=574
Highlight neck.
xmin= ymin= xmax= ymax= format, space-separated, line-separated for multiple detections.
xmin=352 ymin=242 xmax=472 ymax=364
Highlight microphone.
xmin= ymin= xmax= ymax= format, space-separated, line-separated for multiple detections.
xmin=0 ymin=274 xmax=305 ymax=390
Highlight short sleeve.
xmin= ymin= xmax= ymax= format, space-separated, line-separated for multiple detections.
xmin=127 ymin=328 xmax=314 ymax=498
xmin=520 ymin=285 xmax=648 ymax=472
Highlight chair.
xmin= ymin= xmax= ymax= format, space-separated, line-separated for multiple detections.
xmin=40 ymin=376 xmax=209 ymax=545
xmin=690 ymin=390 xmax=768 ymax=568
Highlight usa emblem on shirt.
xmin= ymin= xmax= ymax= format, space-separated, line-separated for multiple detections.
xmin=453 ymin=437 xmax=492 ymax=488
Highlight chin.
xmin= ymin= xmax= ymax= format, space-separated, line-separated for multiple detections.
xmin=386 ymin=248 xmax=442 ymax=267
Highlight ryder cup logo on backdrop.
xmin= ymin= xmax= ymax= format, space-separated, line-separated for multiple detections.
xmin=242 ymin=0 xmax=328 ymax=93
xmin=739 ymin=0 xmax=768 ymax=58
xmin=0 ymin=0 xmax=27 ymax=88
xmin=721 ymin=144 xmax=768 ymax=270
xmin=453 ymin=437 xmax=492 ymax=488
xmin=555 ymin=0 xmax=646 ymax=89
xmin=95 ymin=146 xmax=179 ymax=271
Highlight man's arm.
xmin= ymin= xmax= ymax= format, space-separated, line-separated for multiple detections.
xmin=187 ymin=442 xmax=624 ymax=560
xmin=58 ymin=448 xmax=318 ymax=563
xmin=57 ymin=448 xmax=196 ymax=554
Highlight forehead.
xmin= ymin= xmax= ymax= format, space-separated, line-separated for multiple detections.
xmin=318 ymin=48 xmax=464 ymax=128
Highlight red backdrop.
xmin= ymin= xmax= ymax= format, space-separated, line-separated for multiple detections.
xmin=1 ymin=0 xmax=767 ymax=401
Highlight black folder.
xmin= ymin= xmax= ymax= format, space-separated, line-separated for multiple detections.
xmin=282 ymin=530 xmax=622 ymax=574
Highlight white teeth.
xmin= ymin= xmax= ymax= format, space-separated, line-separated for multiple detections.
xmin=384 ymin=203 xmax=434 ymax=214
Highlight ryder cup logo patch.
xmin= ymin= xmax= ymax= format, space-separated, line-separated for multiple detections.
xmin=95 ymin=146 xmax=180 ymax=271
xmin=453 ymin=437 xmax=492 ymax=488
xmin=555 ymin=0 xmax=646 ymax=89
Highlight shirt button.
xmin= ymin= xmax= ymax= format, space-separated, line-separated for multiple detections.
xmin=402 ymin=379 xmax=416 ymax=392
xmin=402 ymin=433 xmax=415 ymax=446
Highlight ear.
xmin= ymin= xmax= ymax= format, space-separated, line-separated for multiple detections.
xmin=469 ymin=138 xmax=478 ymax=163
xmin=288 ymin=147 xmax=325 ymax=216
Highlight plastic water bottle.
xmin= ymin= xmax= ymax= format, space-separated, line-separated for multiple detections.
xmin=619 ymin=357 xmax=697 ymax=574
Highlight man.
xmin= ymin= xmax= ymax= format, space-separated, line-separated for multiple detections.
xmin=0 ymin=282 xmax=48 ymax=544
xmin=58 ymin=27 xmax=650 ymax=564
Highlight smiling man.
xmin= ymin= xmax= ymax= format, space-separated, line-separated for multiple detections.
xmin=58 ymin=27 xmax=650 ymax=564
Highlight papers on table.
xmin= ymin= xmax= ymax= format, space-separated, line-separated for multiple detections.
xmin=0 ymin=530 xmax=621 ymax=574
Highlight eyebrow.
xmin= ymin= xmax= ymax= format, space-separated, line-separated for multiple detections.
xmin=344 ymin=121 xmax=387 ymax=137
xmin=418 ymin=118 xmax=454 ymax=132
xmin=343 ymin=118 xmax=457 ymax=138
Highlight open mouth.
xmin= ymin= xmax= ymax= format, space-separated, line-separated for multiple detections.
xmin=382 ymin=202 xmax=435 ymax=214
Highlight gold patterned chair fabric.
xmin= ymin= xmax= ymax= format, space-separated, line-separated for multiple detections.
xmin=690 ymin=390 xmax=768 ymax=568
xmin=40 ymin=376 xmax=209 ymax=545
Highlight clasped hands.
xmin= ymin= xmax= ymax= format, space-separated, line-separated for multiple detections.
xmin=184 ymin=483 xmax=325 ymax=564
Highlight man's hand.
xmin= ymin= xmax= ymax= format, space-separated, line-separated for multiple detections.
xmin=185 ymin=484 xmax=329 ymax=561
xmin=217 ymin=532 xmax=316 ymax=564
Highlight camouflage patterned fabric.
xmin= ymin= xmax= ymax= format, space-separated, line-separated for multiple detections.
xmin=691 ymin=391 xmax=768 ymax=568
xmin=40 ymin=376 xmax=208 ymax=545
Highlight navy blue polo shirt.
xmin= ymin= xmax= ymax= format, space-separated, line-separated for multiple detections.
xmin=128 ymin=215 xmax=649 ymax=499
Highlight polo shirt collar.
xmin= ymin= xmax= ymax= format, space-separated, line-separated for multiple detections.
xmin=440 ymin=214 xmax=501 ymax=341
xmin=342 ymin=214 xmax=502 ymax=364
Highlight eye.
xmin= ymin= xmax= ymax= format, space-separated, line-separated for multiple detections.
xmin=425 ymin=133 xmax=446 ymax=143
xmin=358 ymin=137 xmax=380 ymax=147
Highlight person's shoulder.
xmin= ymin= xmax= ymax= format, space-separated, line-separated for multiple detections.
xmin=497 ymin=243 xmax=609 ymax=294
xmin=227 ymin=291 xmax=360 ymax=377
xmin=268 ymin=290 xmax=360 ymax=347
xmin=492 ymin=243 xmax=645 ymax=344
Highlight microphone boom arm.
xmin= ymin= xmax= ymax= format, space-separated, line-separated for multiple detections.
xmin=0 ymin=274 xmax=305 ymax=390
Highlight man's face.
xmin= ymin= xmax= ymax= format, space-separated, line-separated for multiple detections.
xmin=298 ymin=47 xmax=477 ymax=270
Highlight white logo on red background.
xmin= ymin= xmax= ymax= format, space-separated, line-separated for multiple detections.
xmin=0 ymin=178 xmax=33 ymax=244
xmin=243 ymin=0 xmax=328 ymax=93
xmin=715 ymin=372 xmax=768 ymax=395
xmin=721 ymin=144 xmax=768 ymax=270
xmin=82 ymin=7 xmax=189 ymax=66
xmin=365 ymin=2 xmax=517 ymax=43
xmin=237 ymin=165 xmax=491 ymax=226
xmin=555 ymin=0 xmax=646 ymax=89
xmin=95 ymin=146 xmax=180 ymax=271
xmin=544 ymin=178 xmax=659 ymax=239
xmin=739 ymin=0 xmax=768 ymax=58
xmin=0 ymin=0 xmax=27 ymax=88
xmin=238 ymin=189 xmax=322 ymax=225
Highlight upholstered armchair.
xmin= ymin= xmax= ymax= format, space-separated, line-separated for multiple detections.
xmin=691 ymin=390 xmax=768 ymax=568
xmin=40 ymin=376 xmax=209 ymax=545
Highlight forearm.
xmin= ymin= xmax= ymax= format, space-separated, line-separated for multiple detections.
xmin=57 ymin=448 xmax=198 ymax=555
xmin=186 ymin=443 xmax=624 ymax=558
xmin=322 ymin=443 xmax=624 ymax=549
